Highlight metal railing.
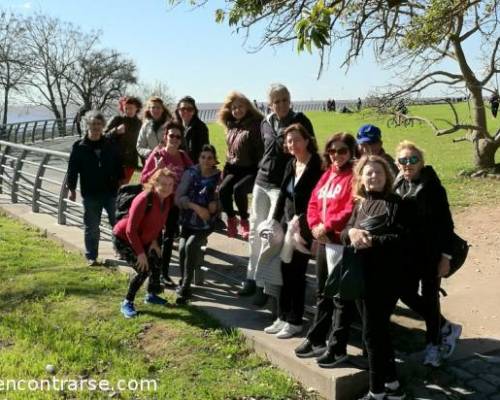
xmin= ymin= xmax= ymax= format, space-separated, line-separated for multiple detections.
xmin=0 ymin=118 xmax=77 ymax=144
xmin=0 ymin=140 xmax=112 ymax=237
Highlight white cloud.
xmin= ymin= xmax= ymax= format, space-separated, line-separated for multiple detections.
xmin=21 ymin=2 xmax=32 ymax=9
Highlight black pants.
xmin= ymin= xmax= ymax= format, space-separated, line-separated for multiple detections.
xmin=279 ymin=250 xmax=310 ymax=325
xmin=327 ymin=297 xmax=360 ymax=354
xmin=162 ymin=205 xmax=180 ymax=277
xmin=399 ymin=267 xmax=445 ymax=345
xmin=361 ymin=283 xmax=399 ymax=393
xmin=219 ymin=165 xmax=256 ymax=219
xmin=112 ymin=235 xmax=162 ymax=302
xmin=306 ymin=244 xmax=335 ymax=346
xmin=178 ymin=227 xmax=209 ymax=293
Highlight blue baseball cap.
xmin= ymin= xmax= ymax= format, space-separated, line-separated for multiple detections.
xmin=357 ymin=124 xmax=381 ymax=144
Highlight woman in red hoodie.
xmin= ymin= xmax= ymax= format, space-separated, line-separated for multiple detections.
xmin=113 ymin=168 xmax=177 ymax=318
xmin=294 ymin=132 xmax=356 ymax=363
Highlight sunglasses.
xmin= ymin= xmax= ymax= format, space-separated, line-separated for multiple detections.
xmin=179 ymin=107 xmax=194 ymax=112
xmin=398 ymin=156 xmax=420 ymax=165
xmin=328 ymin=147 xmax=349 ymax=156
xmin=168 ymin=133 xmax=182 ymax=139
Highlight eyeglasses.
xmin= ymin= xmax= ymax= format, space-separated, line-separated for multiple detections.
xmin=398 ymin=156 xmax=420 ymax=165
xmin=328 ymin=147 xmax=349 ymax=156
xmin=179 ymin=107 xmax=194 ymax=113
xmin=168 ymin=133 xmax=182 ymax=139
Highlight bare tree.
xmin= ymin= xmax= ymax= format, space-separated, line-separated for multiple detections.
xmin=132 ymin=80 xmax=175 ymax=107
xmin=169 ymin=0 xmax=500 ymax=169
xmin=22 ymin=14 xmax=98 ymax=127
xmin=66 ymin=49 xmax=138 ymax=112
xmin=0 ymin=11 xmax=29 ymax=126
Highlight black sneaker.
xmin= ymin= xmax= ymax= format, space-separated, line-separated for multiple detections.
xmin=175 ymin=295 xmax=188 ymax=305
xmin=160 ymin=275 xmax=177 ymax=288
xmin=237 ymin=279 xmax=256 ymax=296
xmin=295 ymin=339 xmax=327 ymax=358
xmin=384 ymin=384 xmax=406 ymax=400
xmin=316 ymin=350 xmax=348 ymax=368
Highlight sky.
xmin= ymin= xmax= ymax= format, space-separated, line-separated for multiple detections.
xmin=1 ymin=0 xmax=492 ymax=103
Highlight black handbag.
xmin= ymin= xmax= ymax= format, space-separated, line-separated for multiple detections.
xmin=323 ymin=246 xmax=365 ymax=300
xmin=445 ymin=232 xmax=470 ymax=278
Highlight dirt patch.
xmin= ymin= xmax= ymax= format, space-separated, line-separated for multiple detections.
xmin=137 ymin=323 xmax=184 ymax=360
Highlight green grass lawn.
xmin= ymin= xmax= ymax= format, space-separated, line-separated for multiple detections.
xmin=207 ymin=103 xmax=500 ymax=208
xmin=0 ymin=214 xmax=317 ymax=400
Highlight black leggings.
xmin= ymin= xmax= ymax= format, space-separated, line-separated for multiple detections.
xmin=112 ymin=235 xmax=162 ymax=302
xmin=219 ymin=165 xmax=256 ymax=219
xmin=161 ymin=205 xmax=180 ymax=277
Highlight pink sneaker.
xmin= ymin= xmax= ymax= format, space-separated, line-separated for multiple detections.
xmin=227 ymin=216 xmax=238 ymax=238
xmin=240 ymin=218 xmax=250 ymax=240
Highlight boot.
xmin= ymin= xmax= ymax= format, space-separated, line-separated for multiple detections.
xmin=240 ymin=218 xmax=250 ymax=240
xmin=227 ymin=216 xmax=238 ymax=238
xmin=237 ymin=279 xmax=256 ymax=296
xmin=252 ymin=286 xmax=269 ymax=307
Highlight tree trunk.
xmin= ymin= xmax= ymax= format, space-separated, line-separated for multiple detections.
xmin=2 ymin=87 xmax=9 ymax=126
xmin=475 ymin=138 xmax=499 ymax=170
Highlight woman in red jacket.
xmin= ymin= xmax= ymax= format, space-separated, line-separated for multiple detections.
xmin=113 ymin=168 xmax=176 ymax=318
xmin=295 ymin=132 xmax=356 ymax=362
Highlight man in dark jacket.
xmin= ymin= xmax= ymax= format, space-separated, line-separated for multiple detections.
xmin=66 ymin=110 xmax=123 ymax=265
xmin=239 ymin=83 xmax=315 ymax=300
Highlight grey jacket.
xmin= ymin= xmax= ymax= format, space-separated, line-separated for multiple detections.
xmin=136 ymin=120 xmax=164 ymax=160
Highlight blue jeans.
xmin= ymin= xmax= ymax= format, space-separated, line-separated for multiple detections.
xmin=82 ymin=193 xmax=116 ymax=260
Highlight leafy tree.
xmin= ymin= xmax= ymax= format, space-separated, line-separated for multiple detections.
xmin=169 ymin=0 xmax=500 ymax=169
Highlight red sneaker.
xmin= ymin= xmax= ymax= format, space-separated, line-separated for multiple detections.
xmin=227 ymin=216 xmax=238 ymax=238
xmin=240 ymin=218 xmax=250 ymax=240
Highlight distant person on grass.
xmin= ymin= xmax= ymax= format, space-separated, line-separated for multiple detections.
xmin=217 ymin=91 xmax=263 ymax=239
xmin=113 ymin=168 xmax=176 ymax=318
xmin=175 ymin=144 xmax=221 ymax=304
xmin=104 ymin=96 xmax=143 ymax=184
xmin=356 ymin=124 xmax=399 ymax=177
xmin=394 ymin=140 xmax=462 ymax=368
xmin=174 ymin=96 xmax=210 ymax=162
xmin=66 ymin=111 xmax=123 ymax=266
xmin=238 ymin=83 xmax=315 ymax=309
xmin=141 ymin=120 xmax=193 ymax=288
xmin=136 ymin=96 xmax=172 ymax=163
xmin=490 ymin=91 xmax=499 ymax=118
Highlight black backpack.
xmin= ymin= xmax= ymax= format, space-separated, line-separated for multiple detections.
xmin=115 ymin=184 xmax=153 ymax=222
xmin=445 ymin=232 xmax=470 ymax=278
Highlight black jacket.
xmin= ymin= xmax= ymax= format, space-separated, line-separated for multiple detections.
xmin=255 ymin=111 xmax=315 ymax=188
xmin=66 ymin=135 xmax=123 ymax=198
xmin=393 ymin=165 xmax=454 ymax=265
xmin=273 ymin=153 xmax=323 ymax=246
xmin=340 ymin=192 xmax=409 ymax=282
xmin=181 ymin=116 xmax=209 ymax=163
xmin=104 ymin=115 xmax=142 ymax=168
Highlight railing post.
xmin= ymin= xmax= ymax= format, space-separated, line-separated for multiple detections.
xmin=21 ymin=123 xmax=28 ymax=144
xmin=0 ymin=144 xmax=10 ymax=194
xmin=11 ymin=149 xmax=28 ymax=203
xmin=57 ymin=173 xmax=69 ymax=225
xmin=7 ymin=124 xmax=14 ymax=141
xmin=14 ymin=124 xmax=21 ymax=143
xmin=42 ymin=120 xmax=48 ymax=141
xmin=32 ymin=153 xmax=50 ymax=213
xmin=51 ymin=120 xmax=56 ymax=140
xmin=31 ymin=121 xmax=38 ymax=143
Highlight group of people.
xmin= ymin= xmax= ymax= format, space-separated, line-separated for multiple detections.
xmin=66 ymin=83 xmax=462 ymax=400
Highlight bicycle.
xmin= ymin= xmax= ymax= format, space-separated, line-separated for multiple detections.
xmin=386 ymin=112 xmax=414 ymax=128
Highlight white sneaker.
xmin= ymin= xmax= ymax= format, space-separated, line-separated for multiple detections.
xmin=441 ymin=321 xmax=462 ymax=359
xmin=264 ymin=318 xmax=286 ymax=334
xmin=423 ymin=344 xmax=442 ymax=367
xmin=276 ymin=323 xmax=303 ymax=339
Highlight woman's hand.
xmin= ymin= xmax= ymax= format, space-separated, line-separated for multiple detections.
xmin=116 ymin=124 xmax=126 ymax=134
xmin=136 ymin=253 xmax=149 ymax=272
xmin=149 ymin=240 xmax=161 ymax=257
xmin=191 ymin=204 xmax=210 ymax=221
xmin=312 ymin=223 xmax=329 ymax=244
xmin=348 ymin=228 xmax=372 ymax=249
xmin=68 ymin=190 xmax=76 ymax=202
xmin=208 ymin=201 xmax=218 ymax=214
xmin=437 ymin=255 xmax=451 ymax=278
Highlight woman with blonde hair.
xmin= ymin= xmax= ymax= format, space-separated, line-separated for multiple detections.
xmin=217 ymin=91 xmax=263 ymax=239
xmin=136 ymin=96 xmax=172 ymax=162
xmin=394 ymin=140 xmax=461 ymax=368
xmin=113 ymin=168 xmax=177 ymax=318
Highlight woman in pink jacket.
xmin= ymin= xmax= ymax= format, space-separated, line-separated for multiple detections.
xmin=141 ymin=121 xmax=193 ymax=287
xmin=294 ymin=132 xmax=356 ymax=365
